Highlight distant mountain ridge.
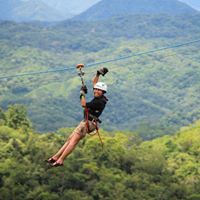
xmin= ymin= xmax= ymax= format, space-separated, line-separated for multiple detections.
xmin=74 ymin=0 xmax=198 ymax=21
xmin=0 ymin=0 xmax=100 ymax=22
xmin=0 ymin=0 xmax=65 ymax=22
xmin=0 ymin=0 xmax=199 ymax=22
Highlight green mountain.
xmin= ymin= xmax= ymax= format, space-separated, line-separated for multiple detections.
xmin=74 ymin=0 xmax=198 ymax=21
xmin=1 ymin=12 xmax=200 ymax=138
xmin=0 ymin=112 xmax=200 ymax=200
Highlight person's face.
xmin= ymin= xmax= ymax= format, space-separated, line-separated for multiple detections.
xmin=93 ymin=88 xmax=103 ymax=97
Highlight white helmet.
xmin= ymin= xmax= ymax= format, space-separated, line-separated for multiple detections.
xmin=94 ymin=82 xmax=107 ymax=92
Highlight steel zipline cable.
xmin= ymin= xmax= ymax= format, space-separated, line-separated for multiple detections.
xmin=0 ymin=38 xmax=200 ymax=80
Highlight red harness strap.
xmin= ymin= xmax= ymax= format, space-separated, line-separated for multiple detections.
xmin=94 ymin=122 xmax=104 ymax=148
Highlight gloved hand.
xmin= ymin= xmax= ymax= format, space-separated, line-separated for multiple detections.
xmin=80 ymin=85 xmax=87 ymax=99
xmin=97 ymin=67 xmax=109 ymax=76
xmin=81 ymin=85 xmax=88 ymax=94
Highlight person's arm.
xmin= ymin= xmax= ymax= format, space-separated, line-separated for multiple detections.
xmin=92 ymin=67 xmax=109 ymax=86
xmin=92 ymin=73 xmax=100 ymax=87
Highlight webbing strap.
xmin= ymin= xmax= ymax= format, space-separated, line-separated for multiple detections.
xmin=85 ymin=108 xmax=103 ymax=148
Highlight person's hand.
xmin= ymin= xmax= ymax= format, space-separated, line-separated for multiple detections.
xmin=80 ymin=90 xmax=85 ymax=99
xmin=80 ymin=85 xmax=87 ymax=99
xmin=97 ymin=67 xmax=109 ymax=76
xmin=81 ymin=85 xmax=88 ymax=94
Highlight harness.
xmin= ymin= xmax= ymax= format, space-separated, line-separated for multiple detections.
xmin=85 ymin=107 xmax=104 ymax=148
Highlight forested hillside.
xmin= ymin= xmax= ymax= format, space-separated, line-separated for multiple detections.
xmin=1 ymin=1 xmax=200 ymax=199
xmin=1 ymin=13 xmax=200 ymax=138
xmin=0 ymin=107 xmax=200 ymax=200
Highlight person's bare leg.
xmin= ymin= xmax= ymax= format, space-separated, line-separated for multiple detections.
xmin=52 ymin=132 xmax=82 ymax=165
xmin=48 ymin=132 xmax=75 ymax=161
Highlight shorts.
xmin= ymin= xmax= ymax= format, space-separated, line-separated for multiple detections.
xmin=72 ymin=120 xmax=97 ymax=138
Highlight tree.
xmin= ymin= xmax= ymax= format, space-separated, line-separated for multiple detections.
xmin=5 ymin=104 xmax=32 ymax=131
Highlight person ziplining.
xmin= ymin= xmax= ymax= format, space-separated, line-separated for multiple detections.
xmin=46 ymin=65 xmax=109 ymax=167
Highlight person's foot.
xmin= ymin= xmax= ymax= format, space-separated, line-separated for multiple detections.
xmin=51 ymin=160 xmax=64 ymax=167
xmin=45 ymin=157 xmax=57 ymax=164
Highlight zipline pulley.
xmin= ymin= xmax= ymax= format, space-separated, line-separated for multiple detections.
xmin=76 ymin=63 xmax=85 ymax=86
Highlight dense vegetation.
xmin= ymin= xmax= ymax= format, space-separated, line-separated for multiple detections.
xmin=1 ymin=13 xmax=200 ymax=138
xmin=0 ymin=106 xmax=200 ymax=200
xmin=1 ymin=3 xmax=199 ymax=199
